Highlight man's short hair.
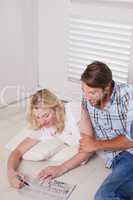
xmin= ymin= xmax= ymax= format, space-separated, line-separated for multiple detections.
xmin=81 ymin=61 xmax=112 ymax=89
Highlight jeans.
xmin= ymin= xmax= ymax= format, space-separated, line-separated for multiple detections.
xmin=94 ymin=151 xmax=133 ymax=200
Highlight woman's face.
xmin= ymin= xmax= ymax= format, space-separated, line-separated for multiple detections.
xmin=32 ymin=105 xmax=55 ymax=127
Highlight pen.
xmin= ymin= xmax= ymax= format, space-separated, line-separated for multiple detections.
xmin=23 ymin=181 xmax=30 ymax=186
xmin=16 ymin=175 xmax=30 ymax=186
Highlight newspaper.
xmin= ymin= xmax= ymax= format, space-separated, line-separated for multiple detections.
xmin=19 ymin=178 xmax=76 ymax=200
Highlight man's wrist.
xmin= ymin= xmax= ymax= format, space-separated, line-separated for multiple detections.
xmin=94 ymin=140 xmax=102 ymax=151
xmin=59 ymin=164 xmax=68 ymax=174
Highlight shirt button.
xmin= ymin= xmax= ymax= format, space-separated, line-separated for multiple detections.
xmin=112 ymin=128 xmax=116 ymax=131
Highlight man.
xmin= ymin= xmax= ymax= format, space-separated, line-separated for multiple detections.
xmin=79 ymin=61 xmax=133 ymax=200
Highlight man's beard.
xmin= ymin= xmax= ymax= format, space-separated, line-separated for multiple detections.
xmin=94 ymin=91 xmax=109 ymax=108
xmin=93 ymin=82 xmax=113 ymax=109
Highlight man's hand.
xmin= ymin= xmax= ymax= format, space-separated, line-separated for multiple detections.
xmin=37 ymin=165 xmax=64 ymax=181
xmin=79 ymin=134 xmax=97 ymax=153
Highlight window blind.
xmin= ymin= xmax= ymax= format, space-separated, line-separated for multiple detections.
xmin=67 ymin=16 xmax=133 ymax=83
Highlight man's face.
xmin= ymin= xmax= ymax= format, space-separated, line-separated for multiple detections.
xmin=82 ymin=82 xmax=106 ymax=107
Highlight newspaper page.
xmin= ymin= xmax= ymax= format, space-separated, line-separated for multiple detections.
xmin=19 ymin=178 xmax=76 ymax=200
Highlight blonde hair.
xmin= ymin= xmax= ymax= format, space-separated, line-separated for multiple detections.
xmin=27 ymin=89 xmax=65 ymax=133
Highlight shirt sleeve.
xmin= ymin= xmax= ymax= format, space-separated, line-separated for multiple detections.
xmin=28 ymin=128 xmax=55 ymax=141
xmin=58 ymin=103 xmax=80 ymax=146
xmin=124 ymin=85 xmax=133 ymax=141
xmin=28 ymin=129 xmax=42 ymax=140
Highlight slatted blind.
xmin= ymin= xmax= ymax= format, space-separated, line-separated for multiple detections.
xmin=67 ymin=16 xmax=133 ymax=83
xmin=71 ymin=0 xmax=133 ymax=3
xmin=103 ymin=0 xmax=133 ymax=2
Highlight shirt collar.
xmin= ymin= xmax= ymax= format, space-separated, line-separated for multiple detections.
xmin=106 ymin=80 xmax=117 ymax=108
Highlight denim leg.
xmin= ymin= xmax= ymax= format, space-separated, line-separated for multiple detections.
xmin=94 ymin=173 xmax=127 ymax=200
xmin=114 ymin=151 xmax=133 ymax=200
xmin=94 ymin=151 xmax=133 ymax=200
xmin=118 ymin=178 xmax=133 ymax=199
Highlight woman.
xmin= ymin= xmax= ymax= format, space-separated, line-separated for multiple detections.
xmin=7 ymin=89 xmax=91 ymax=188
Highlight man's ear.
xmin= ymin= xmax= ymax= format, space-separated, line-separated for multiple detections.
xmin=103 ymin=83 xmax=111 ymax=95
xmin=104 ymin=84 xmax=110 ymax=91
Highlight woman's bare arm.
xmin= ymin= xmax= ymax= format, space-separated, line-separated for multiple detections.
xmin=7 ymin=137 xmax=38 ymax=188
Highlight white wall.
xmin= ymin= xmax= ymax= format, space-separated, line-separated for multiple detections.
xmin=39 ymin=0 xmax=67 ymax=99
xmin=39 ymin=0 xmax=82 ymax=101
xmin=0 ymin=0 xmax=38 ymax=106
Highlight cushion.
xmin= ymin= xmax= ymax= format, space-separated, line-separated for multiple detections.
xmin=23 ymin=138 xmax=66 ymax=161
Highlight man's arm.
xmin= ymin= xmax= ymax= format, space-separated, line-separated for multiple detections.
xmin=79 ymin=106 xmax=95 ymax=155
xmin=96 ymin=135 xmax=133 ymax=151
xmin=58 ymin=105 xmax=95 ymax=173
xmin=79 ymin=105 xmax=94 ymax=136
xmin=80 ymin=134 xmax=133 ymax=153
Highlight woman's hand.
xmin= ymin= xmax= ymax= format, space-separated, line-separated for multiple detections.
xmin=8 ymin=171 xmax=26 ymax=189
xmin=38 ymin=165 xmax=64 ymax=181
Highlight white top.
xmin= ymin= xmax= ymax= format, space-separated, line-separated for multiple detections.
xmin=29 ymin=103 xmax=81 ymax=146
